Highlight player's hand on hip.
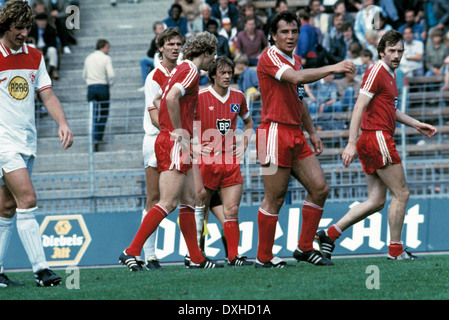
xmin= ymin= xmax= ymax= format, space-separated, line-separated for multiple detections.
xmin=341 ymin=143 xmax=356 ymax=167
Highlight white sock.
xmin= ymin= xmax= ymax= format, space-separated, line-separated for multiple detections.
xmin=141 ymin=209 xmax=157 ymax=261
xmin=194 ymin=205 xmax=205 ymax=245
xmin=0 ymin=216 xmax=14 ymax=272
xmin=16 ymin=207 xmax=49 ymax=273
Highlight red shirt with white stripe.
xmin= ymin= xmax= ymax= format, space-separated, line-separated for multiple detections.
xmin=257 ymin=46 xmax=305 ymax=126
xmin=158 ymin=60 xmax=199 ymax=137
xmin=196 ymin=86 xmax=249 ymax=153
xmin=359 ymin=60 xmax=399 ymax=136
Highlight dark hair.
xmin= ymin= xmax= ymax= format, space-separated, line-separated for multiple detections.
xmin=206 ymin=18 xmax=219 ymax=29
xmin=342 ymin=21 xmax=353 ymax=32
xmin=377 ymin=30 xmax=403 ymax=60
xmin=0 ymin=0 xmax=34 ymax=37
xmin=275 ymin=0 xmax=288 ymax=9
xmin=96 ymin=39 xmax=110 ymax=50
xmin=208 ymin=56 xmax=234 ymax=85
xmin=361 ymin=49 xmax=373 ymax=59
xmin=152 ymin=21 xmax=163 ymax=31
xmin=171 ymin=3 xmax=183 ymax=13
xmin=269 ymin=10 xmax=299 ymax=46
xmin=156 ymin=27 xmax=184 ymax=59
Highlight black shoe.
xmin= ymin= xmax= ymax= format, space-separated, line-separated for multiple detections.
xmin=228 ymin=255 xmax=254 ymax=266
xmin=293 ymin=248 xmax=334 ymax=266
xmin=188 ymin=257 xmax=224 ymax=269
xmin=387 ymin=249 xmax=425 ymax=260
xmin=146 ymin=259 xmax=164 ymax=270
xmin=316 ymin=230 xmax=335 ymax=259
xmin=34 ymin=269 xmax=62 ymax=287
xmin=254 ymin=257 xmax=295 ymax=268
xmin=0 ymin=273 xmax=24 ymax=287
xmin=119 ymin=250 xmax=144 ymax=271
xmin=184 ymin=255 xmax=190 ymax=267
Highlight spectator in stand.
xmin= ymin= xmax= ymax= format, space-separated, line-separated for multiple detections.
xmin=219 ymin=17 xmax=237 ymax=55
xmin=264 ymin=0 xmax=288 ymax=38
xmin=234 ymin=14 xmax=267 ymax=66
xmin=296 ymin=9 xmax=319 ymax=68
xmin=400 ymin=26 xmax=424 ymax=77
xmin=236 ymin=1 xmax=264 ymax=32
xmin=432 ymin=0 xmax=449 ymax=34
xmin=191 ymin=3 xmax=220 ymax=33
xmin=335 ymin=71 xmax=361 ymax=111
xmin=308 ymin=74 xmax=343 ymax=114
xmin=425 ymin=28 xmax=447 ymax=77
xmin=360 ymin=48 xmax=374 ymax=70
xmin=309 ymin=0 xmax=329 ymax=36
xmin=322 ymin=12 xmax=344 ymax=54
xmin=82 ymin=39 xmax=115 ymax=152
xmin=177 ymin=0 xmax=203 ymax=20
xmin=138 ymin=21 xmax=164 ymax=92
xmin=234 ymin=53 xmax=259 ymax=96
xmin=211 ymin=0 xmax=239 ymax=29
xmin=441 ymin=55 xmax=449 ymax=91
xmin=374 ymin=12 xmax=393 ymax=38
xmin=341 ymin=22 xmax=358 ymax=60
xmin=398 ymin=9 xmax=425 ymax=42
xmin=163 ymin=3 xmax=189 ymax=36
xmin=347 ymin=42 xmax=365 ymax=82
xmin=364 ymin=29 xmax=379 ymax=61
xmin=29 ymin=13 xmax=59 ymax=80
xmin=353 ymin=0 xmax=383 ymax=47
xmin=206 ymin=19 xmax=231 ymax=58
xmin=328 ymin=0 xmax=354 ymax=26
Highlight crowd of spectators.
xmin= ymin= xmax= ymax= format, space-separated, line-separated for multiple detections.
xmin=134 ymin=0 xmax=449 ymax=115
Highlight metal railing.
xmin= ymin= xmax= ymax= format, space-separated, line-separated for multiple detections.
xmin=33 ymin=82 xmax=449 ymax=214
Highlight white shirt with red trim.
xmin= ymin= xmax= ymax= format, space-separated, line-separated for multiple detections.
xmin=144 ymin=64 xmax=171 ymax=136
xmin=0 ymin=43 xmax=52 ymax=156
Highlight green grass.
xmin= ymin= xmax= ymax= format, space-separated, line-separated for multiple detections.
xmin=1 ymin=254 xmax=449 ymax=301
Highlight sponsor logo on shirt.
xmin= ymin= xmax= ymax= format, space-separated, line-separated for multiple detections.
xmin=8 ymin=76 xmax=29 ymax=100
xmin=230 ymin=103 xmax=239 ymax=113
xmin=216 ymin=119 xmax=231 ymax=136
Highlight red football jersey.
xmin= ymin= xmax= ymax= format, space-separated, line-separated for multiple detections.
xmin=359 ymin=61 xmax=399 ymax=135
xmin=158 ymin=60 xmax=199 ymax=137
xmin=196 ymin=86 xmax=249 ymax=153
xmin=257 ymin=46 xmax=305 ymax=126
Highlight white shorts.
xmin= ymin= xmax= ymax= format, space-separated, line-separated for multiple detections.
xmin=0 ymin=152 xmax=35 ymax=186
xmin=143 ymin=134 xmax=158 ymax=168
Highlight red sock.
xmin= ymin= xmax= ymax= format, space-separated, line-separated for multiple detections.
xmin=388 ymin=241 xmax=404 ymax=257
xmin=257 ymin=208 xmax=278 ymax=263
xmin=298 ymin=201 xmax=324 ymax=251
xmin=126 ymin=204 xmax=168 ymax=256
xmin=223 ymin=219 xmax=240 ymax=262
xmin=179 ymin=204 xmax=204 ymax=264
xmin=327 ymin=224 xmax=342 ymax=243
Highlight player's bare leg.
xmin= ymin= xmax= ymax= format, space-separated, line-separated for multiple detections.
xmin=290 ymin=155 xmax=333 ymax=265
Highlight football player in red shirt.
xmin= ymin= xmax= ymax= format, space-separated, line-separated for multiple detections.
xmin=119 ymin=32 xmax=222 ymax=270
xmin=317 ymin=30 xmax=437 ymax=260
xmin=195 ymin=56 xmax=254 ymax=266
xmin=255 ymin=11 xmax=355 ymax=268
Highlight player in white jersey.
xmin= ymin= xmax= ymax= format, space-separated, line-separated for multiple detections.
xmin=141 ymin=27 xmax=182 ymax=269
xmin=0 ymin=0 xmax=73 ymax=287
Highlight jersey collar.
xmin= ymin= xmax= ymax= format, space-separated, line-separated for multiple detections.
xmin=207 ymin=85 xmax=231 ymax=104
xmin=0 ymin=42 xmax=28 ymax=57
xmin=379 ymin=60 xmax=395 ymax=78
xmin=272 ymin=45 xmax=295 ymax=66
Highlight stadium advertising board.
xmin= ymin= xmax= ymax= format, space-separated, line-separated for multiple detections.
xmin=4 ymin=199 xmax=448 ymax=269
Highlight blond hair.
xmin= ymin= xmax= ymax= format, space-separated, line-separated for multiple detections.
xmin=182 ymin=32 xmax=217 ymax=61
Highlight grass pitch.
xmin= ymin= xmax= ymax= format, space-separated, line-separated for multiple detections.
xmin=1 ymin=254 xmax=448 ymax=302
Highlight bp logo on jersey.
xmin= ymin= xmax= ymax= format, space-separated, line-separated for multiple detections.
xmin=217 ymin=119 xmax=231 ymax=136
xmin=8 ymin=76 xmax=29 ymax=100
xmin=40 ymin=215 xmax=91 ymax=267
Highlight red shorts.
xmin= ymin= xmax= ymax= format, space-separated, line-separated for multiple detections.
xmin=155 ymin=132 xmax=192 ymax=174
xmin=256 ymin=122 xmax=314 ymax=168
xmin=357 ymin=130 xmax=401 ymax=175
xmin=198 ymin=154 xmax=243 ymax=190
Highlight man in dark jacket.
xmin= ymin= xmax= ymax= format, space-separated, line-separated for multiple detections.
xmin=29 ymin=13 xmax=59 ymax=79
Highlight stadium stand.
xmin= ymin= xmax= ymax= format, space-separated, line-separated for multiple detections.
xmin=32 ymin=0 xmax=449 ymax=215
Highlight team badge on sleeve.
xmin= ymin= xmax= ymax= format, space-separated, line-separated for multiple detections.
xmin=216 ymin=119 xmax=231 ymax=136
xmin=230 ymin=103 xmax=240 ymax=113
